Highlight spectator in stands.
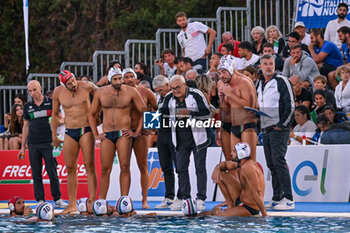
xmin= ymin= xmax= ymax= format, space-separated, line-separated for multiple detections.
xmin=329 ymin=26 xmax=350 ymax=89
xmin=313 ymin=75 xmax=336 ymax=108
xmin=8 ymin=104 xmax=24 ymax=150
xmin=208 ymin=72 xmax=220 ymax=108
xmin=290 ymin=75 xmax=312 ymax=110
xmin=243 ymin=65 xmax=259 ymax=88
xmin=185 ymin=69 xmax=198 ymax=81
xmin=282 ymin=43 xmax=320 ymax=89
xmin=208 ymin=53 xmax=223 ymax=73
xmin=309 ymin=29 xmax=343 ymax=79
xmin=135 ymin=62 xmax=152 ymax=84
xmin=312 ymin=114 xmax=331 ymax=144
xmin=282 ymin=32 xmax=310 ymax=59
xmin=324 ymin=2 xmax=350 ymax=48
xmin=251 ymin=26 xmax=267 ymax=56
xmin=221 ymin=44 xmax=234 ymax=56
xmin=334 ymin=65 xmax=350 ymax=114
xmin=96 ymin=60 xmax=123 ymax=86
xmin=289 ymin=105 xmax=317 ymax=145
xmin=138 ymin=80 xmax=151 ymax=89
xmin=194 ymin=74 xmax=212 ymax=106
xmin=320 ymin=120 xmax=350 ymax=144
xmin=218 ymin=32 xmax=240 ymax=57
xmin=322 ymin=106 xmax=349 ymax=124
xmin=156 ymin=49 xmax=177 ymax=79
xmin=14 ymin=93 xmax=26 ymax=106
xmin=294 ymin=22 xmax=311 ymax=45
xmin=261 ymin=42 xmax=284 ymax=72
xmin=174 ymin=56 xmax=183 ymax=75
xmin=266 ymin=25 xmax=285 ymax=55
xmin=311 ymin=90 xmax=329 ymax=120
xmin=176 ymin=12 xmax=216 ymax=71
xmin=236 ymin=41 xmax=260 ymax=70
xmin=178 ymin=57 xmax=194 ymax=75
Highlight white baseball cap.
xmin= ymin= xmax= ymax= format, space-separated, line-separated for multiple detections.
xmin=294 ymin=22 xmax=305 ymax=28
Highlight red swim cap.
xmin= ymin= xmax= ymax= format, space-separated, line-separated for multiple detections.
xmin=8 ymin=196 xmax=22 ymax=212
xmin=59 ymin=70 xmax=75 ymax=86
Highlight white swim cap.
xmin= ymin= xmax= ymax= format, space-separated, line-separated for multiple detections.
xmin=92 ymin=199 xmax=108 ymax=216
xmin=116 ymin=196 xmax=133 ymax=214
xmin=217 ymin=55 xmax=236 ymax=76
xmin=36 ymin=202 xmax=54 ymax=221
xmin=182 ymin=199 xmax=197 ymax=216
xmin=108 ymin=67 xmax=122 ymax=82
xmin=122 ymin=68 xmax=137 ymax=80
xmin=76 ymin=197 xmax=88 ymax=213
xmin=235 ymin=142 xmax=251 ymax=160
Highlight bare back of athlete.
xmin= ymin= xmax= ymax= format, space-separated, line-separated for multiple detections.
xmin=89 ymin=72 xmax=146 ymax=200
xmin=222 ymin=70 xmax=258 ymax=161
xmin=209 ymin=145 xmax=267 ymax=217
xmin=123 ymin=71 xmax=157 ymax=209
xmin=52 ymin=73 xmax=98 ymax=214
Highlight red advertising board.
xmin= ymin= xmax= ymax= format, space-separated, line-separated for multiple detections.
xmin=0 ymin=149 xmax=101 ymax=200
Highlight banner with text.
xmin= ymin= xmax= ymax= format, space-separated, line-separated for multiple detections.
xmin=296 ymin=0 xmax=350 ymax=28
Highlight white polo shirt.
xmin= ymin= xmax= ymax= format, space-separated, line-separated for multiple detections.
xmin=177 ymin=22 xmax=208 ymax=62
xmin=235 ymin=54 xmax=260 ymax=70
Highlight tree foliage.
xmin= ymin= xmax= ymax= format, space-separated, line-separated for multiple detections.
xmin=0 ymin=0 xmax=243 ymax=84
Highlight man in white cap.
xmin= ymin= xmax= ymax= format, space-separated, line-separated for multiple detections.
xmin=51 ymin=70 xmax=98 ymax=214
xmin=88 ymin=67 xmax=146 ymax=202
xmin=122 ymin=68 xmax=157 ymax=209
xmin=209 ymin=143 xmax=267 ymax=217
xmin=294 ymin=21 xmax=311 ymax=46
xmin=217 ymin=55 xmax=259 ymax=161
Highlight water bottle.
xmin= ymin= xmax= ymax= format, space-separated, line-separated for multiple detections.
xmin=53 ymin=136 xmax=63 ymax=157
xmin=302 ymin=135 xmax=306 ymax=146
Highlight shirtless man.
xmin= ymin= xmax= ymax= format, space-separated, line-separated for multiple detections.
xmin=208 ymin=143 xmax=267 ymax=217
xmin=8 ymin=196 xmax=33 ymax=216
xmin=88 ymin=67 xmax=146 ymax=200
xmin=218 ymin=56 xmax=258 ymax=161
xmin=51 ymin=70 xmax=98 ymax=214
xmin=122 ymin=68 xmax=157 ymax=209
xmin=216 ymin=55 xmax=235 ymax=162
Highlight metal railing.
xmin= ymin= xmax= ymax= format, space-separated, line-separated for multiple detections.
xmin=60 ymin=62 xmax=94 ymax=78
xmin=216 ymin=6 xmax=251 ymax=43
xmin=0 ymin=86 xmax=27 ymax=125
xmin=125 ymin=39 xmax=158 ymax=78
xmin=92 ymin=50 xmax=127 ymax=82
xmin=249 ymin=0 xmax=297 ymax=38
xmin=27 ymin=73 xmax=59 ymax=94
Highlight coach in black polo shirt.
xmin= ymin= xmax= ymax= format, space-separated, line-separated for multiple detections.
xmin=19 ymin=80 xmax=66 ymax=208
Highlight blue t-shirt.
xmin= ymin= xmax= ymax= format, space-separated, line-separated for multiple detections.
xmin=314 ymin=41 xmax=343 ymax=68
xmin=341 ymin=43 xmax=350 ymax=63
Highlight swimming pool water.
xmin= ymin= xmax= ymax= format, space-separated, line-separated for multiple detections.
xmin=1 ymin=215 xmax=349 ymax=232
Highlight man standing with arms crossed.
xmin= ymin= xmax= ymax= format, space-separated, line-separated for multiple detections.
xmin=19 ymin=80 xmax=67 ymax=208
xmin=89 ymin=68 xmax=146 ymax=202
xmin=51 ymin=70 xmax=98 ymax=214
xmin=257 ymin=54 xmax=295 ymax=210
xmin=176 ymin=12 xmax=216 ymax=71
xmin=122 ymin=68 xmax=157 ymax=209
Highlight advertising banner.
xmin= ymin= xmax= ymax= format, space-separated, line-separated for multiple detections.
xmin=296 ymin=0 xmax=350 ymax=28
xmin=0 ymin=145 xmax=349 ymax=202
